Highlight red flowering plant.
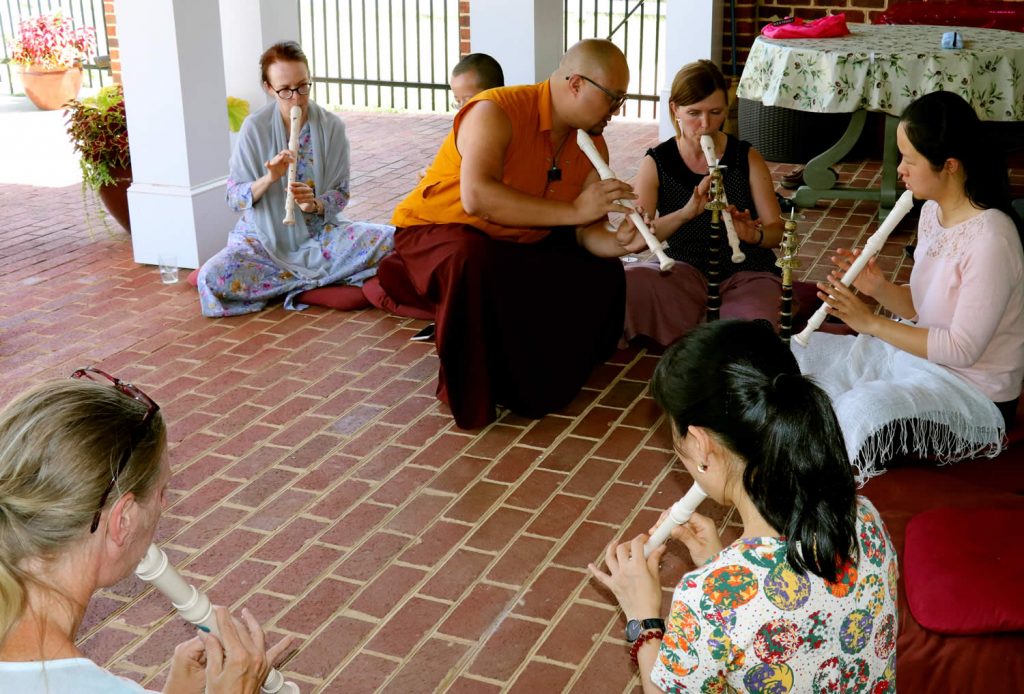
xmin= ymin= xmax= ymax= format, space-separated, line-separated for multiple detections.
xmin=8 ymin=12 xmax=95 ymax=70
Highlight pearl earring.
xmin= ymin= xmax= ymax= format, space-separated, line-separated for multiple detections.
xmin=697 ymin=462 xmax=708 ymax=473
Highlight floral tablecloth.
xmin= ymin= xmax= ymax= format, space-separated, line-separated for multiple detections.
xmin=737 ymin=23 xmax=1024 ymax=120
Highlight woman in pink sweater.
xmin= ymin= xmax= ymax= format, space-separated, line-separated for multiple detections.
xmin=802 ymin=91 xmax=1024 ymax=474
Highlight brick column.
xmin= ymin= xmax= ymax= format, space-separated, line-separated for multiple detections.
xmin=459 ymin=0 xmax=471 ymax=57
xmin=102 ymin=0 xmax=121 ymax=83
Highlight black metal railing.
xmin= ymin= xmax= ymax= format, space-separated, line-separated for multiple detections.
xmin=300 ymin=0 xmax=460 ymax=113
xmin=564 ymin=0 xmax=664 ymax=120
xmin=302 ymin=0 xmax=664 ymax=120
xmin=0 ymin=0 xmax=112 ymax=96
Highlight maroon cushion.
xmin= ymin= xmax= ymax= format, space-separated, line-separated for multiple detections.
xmin=296 ymin=285 xmax=370 ymax=311
xmin=862 ymin=453 xmax=1024 ymax=693
xmin=187 ymin=270 xmax=367 ymax=310
xmin=904 ymin=506 xmax=1024 ymax=635
xmin=361 ymin=276 xmax=434 ymax=320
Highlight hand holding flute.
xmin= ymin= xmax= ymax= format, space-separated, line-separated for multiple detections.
xmin=793 ymin=189 xmax=915 ymax=346
xmin=643 ymin=482 xmax=708 ymax=557
xmin=137 ymin=544 xmax=299 ymax=694
xmin=699 ymin=135 xmax=745 ymax=264
xmin=577 ymin=130 xmax=676 ymax=271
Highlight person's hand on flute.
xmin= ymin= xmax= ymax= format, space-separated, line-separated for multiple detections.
xmin=248 ymin=149 xmax=296 ymax=204
xmin=571 ymin=177 xmax=637 ymax=225
xmin=287 ymin=181 xmax=323 ymax=215
xmin=164 ymin=606 xmax=295 ymax=694
xmin=202 ymin=607 xmax=296 ymax=694
xmin=611 ymin=204 xmax=658 ymax=253
xmin=644 ymin=176 xmax=711 ymax=241
xmin=830 ymin=247 xmax=889 ymax=297
xmin=817 ymin=272 xmax=880 ymax=335
xmin=588 ymin=535 xmax=664 ymax=623
xmin=649 ymin=510 xmax=721 ymax=567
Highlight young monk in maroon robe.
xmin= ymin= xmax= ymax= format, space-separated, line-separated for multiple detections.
xmin=379 ymin=39 xmax=645 ymax=428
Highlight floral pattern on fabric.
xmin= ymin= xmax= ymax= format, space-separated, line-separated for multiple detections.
xmin=651 ymin=497 xmax=898 ymax=693
xmin=198 ymin=122 xmax=394 ymax=317
xmin=737 ymin=24 xmax=1024 ymax=120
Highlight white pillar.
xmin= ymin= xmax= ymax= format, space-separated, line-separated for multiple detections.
xmin=470 ymin=0 xmax=563 ymax=85
xmin=659 ymin=0 xmax=723 ymax=140
xmin=116 ymin=0 xmax=236 ymax=270
xmin=220 ymin=0 xmax=301 ymax=113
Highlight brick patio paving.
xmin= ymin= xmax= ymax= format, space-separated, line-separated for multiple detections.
xmin=0 ymin=109 xmax=941 ymax=693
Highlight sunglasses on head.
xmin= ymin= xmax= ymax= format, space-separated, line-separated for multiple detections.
xmin=70 ymin=367 xmax=160 ymax=533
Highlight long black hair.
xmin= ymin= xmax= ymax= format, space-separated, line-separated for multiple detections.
xmin=650 ymin=320 xmax=857 ymax=582
xmin=901 ymin=90 xmax=1022 ymax=234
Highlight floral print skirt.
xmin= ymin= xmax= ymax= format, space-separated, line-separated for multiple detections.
xmin=198 ymin=221 xmax=395 ymax=317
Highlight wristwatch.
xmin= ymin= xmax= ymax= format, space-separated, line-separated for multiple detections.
xmin=625 ymin=618 xmax=666 ymax=643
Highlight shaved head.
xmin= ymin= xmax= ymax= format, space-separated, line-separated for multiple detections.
xmin=558 ymin=38 xmax=628 ymax=80
xmin=551 ymin=39 xmax=630 ymax=134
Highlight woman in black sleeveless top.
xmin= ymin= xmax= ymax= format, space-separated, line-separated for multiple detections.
xmin=624 ymin=61 xmax=785 ymax=346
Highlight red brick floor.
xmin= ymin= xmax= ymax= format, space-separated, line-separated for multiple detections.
xmin=1 ymin=110 xmax=927 ymax=692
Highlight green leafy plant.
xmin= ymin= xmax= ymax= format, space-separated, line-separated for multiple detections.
xmin=227 ymin=96 xmax=250 ymax=132
xmin=64 ymin=88 xmax=252 ymax=189
xmin=64 ymin=84 xmax=129 ymax=190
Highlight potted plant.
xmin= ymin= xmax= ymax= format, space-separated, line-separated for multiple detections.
xmin=65 ymin=85 xmax=131 ymax=231
xmin=8 ymin=12 xmax=95 ymax=110
xmin=64 ymin=88 xmax=251 ymax=234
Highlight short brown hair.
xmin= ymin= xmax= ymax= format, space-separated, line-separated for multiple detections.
xmin=260 ymin=41 xmax=310 ymax=85
xmin=669 ymin=60 xmax=728 ymax=110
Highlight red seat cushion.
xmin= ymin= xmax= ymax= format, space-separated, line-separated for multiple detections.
xmin=296 ymin=285 xmax=370 ymax=311
xmin=361 ymin=276 xmax=434 ymax=320
xmin=187 ymin=269 xmax=367 ymax=311
xmin=904 ymin=506 xmax=1024 ymax=634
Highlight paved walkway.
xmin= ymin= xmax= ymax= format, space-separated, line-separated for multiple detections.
xmin=0 ymin=103 xmax=925 ymax=693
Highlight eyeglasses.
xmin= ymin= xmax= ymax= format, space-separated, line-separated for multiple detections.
xmin=271 ymin=83 xmax=312 ymax=100
xmin=70 ymin=367 xmax=160 ymax=533
xmin=567 ymin=74 xmax=628 ymax=112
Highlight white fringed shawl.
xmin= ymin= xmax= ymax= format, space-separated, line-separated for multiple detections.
xmin=793 ymin=332 xmax=1004 ymax=483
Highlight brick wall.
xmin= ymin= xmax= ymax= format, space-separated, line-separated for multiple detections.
xmin=459 ymin=0 xmax=471 ymax=57
xmin=102 ymin=0 xmax=121 ymax=84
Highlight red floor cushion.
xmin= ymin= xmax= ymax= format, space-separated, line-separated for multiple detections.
xmin=904 ymin=506 xmax=1024 ymax=635
xmin=861 ymin=452 xmax=1024 ymax=693
xmin=186 ymin=269 xmax=367 ymax=311
xmin=296 ymin=285 xmax=370 ymax=311
xmin=361 ymin=276 xmax=434 ymax=320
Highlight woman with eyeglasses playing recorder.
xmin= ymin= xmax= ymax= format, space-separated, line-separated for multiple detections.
xmin=197 ymin=41 xmax=395 ymax=317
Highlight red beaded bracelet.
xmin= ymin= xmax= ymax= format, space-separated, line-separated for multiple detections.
xmin=628 ymin=629 xmax=664 ymax=667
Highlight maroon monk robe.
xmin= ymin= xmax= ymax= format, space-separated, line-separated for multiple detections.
xmin=378 ymin=223 xmax=625 ymax=429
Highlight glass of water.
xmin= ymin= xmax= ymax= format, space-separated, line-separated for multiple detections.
xmin=157 ymin=254 xmax=179 ymax=284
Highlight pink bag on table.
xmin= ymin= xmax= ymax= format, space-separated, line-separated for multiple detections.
xmin=761 ymin=13 xmax=851 ymax=39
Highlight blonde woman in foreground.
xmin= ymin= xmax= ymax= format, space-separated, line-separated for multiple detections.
xmin=0 ymin=370 xmax=290 ymax=692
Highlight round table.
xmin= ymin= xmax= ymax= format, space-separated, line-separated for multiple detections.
xmin=737 ymin=23 xmax=1024 ymax=215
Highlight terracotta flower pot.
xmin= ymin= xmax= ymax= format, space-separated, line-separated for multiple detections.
xmin=97 ymin=166 xmax=132 ymax=232
xmin=20 ymin=64 xmax=83 ymax=111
